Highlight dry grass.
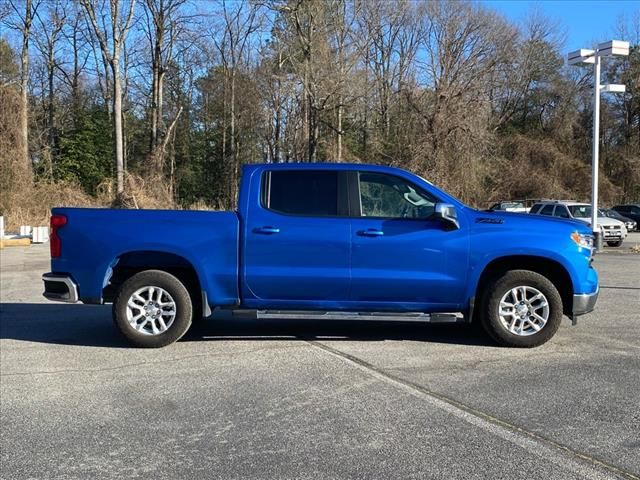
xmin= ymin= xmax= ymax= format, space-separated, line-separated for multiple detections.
xmin=489 ymin=134 xmax=621 ymax=204
xmin=0 ymin=85 xmax=99 ymax=231
xmin=0 ymin=84 xmax=180 ymax=230
xmin=96 ymin=173 xmax=176 ymax=210
xmin=1 ymin=181 xmax=98 ymax=231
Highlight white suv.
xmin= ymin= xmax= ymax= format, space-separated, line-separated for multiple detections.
xmin=529 ymin=201 xmax=627 ymax=247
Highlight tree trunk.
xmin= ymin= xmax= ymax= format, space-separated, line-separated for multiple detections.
xmin=47 ymin=54 xmax=55 ymax=178
xmin=112 ymin=59 xmax=125 ymax=196
xmin=274 ymin=95 xmax=281 ymax=163
xmin=71 ymin=24 xmax=80 ymax=128
xmin=150 ymin=57 xmax=159 ymax=152
xmin=310 ymin=105 xmax=318 ymax=162
xmin=158 ymin=70 xmax=164 ymax=140
xmin=230 ymin=70 xmax=237 ymax=205
xmin=221 ymin=68 xmax=228 ymax=206
xmin=19 ymin=0 xmax=33 ymax=182
xmin=303 ymin=60 xmax=309 ymax=161
xmin=337 ymin=99 xmax=343 ymax=162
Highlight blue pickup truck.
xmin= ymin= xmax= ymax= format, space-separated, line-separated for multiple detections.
xmin=43 ymin=163 xmax=599 ymax=348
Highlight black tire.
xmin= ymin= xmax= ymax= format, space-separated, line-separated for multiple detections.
xmin=606 ymin=240 xmax=622 ymax=247
xmin=112 ymin=270 xmax=193 ymax=348
xmin=480 ymin=270 xmax=563 ymax=348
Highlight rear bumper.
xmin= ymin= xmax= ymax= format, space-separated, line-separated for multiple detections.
xmin=42 ymin=273 xmax=79 ymax=303
xmin=572 ymin=287 xmax=599 ymax=320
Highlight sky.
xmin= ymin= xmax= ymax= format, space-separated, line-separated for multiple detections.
xmin=483 ymin=0 xmax=638 ymax=52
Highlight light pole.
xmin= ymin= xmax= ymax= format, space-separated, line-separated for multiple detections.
xmin=568 ymin=40 xmax=629 ymax=251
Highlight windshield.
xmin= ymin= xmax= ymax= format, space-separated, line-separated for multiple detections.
xmin=568 ymin=205 xmax=592 ymax=218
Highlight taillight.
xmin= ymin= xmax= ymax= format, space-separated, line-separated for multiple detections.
xmin=50 ymin=214 xmax=67 ymax=258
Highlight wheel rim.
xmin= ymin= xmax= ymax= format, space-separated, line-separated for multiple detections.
xmin=498 ymin=286 xmax=549 ymax=336
xmin=126 ymin=286 xmax=176 ymax=336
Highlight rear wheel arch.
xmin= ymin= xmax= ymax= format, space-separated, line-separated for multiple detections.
xmin=102 ymin=251 xmax=205 ymax=316
xmin=472 ymin=255 xmax=574 ymax=320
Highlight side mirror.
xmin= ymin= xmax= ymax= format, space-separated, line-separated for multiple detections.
xmin=432 ymin=203 xmax=460 ymax=230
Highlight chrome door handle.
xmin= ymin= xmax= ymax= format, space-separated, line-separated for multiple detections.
xmin=358 ymin=229 xmax=384 ymax=237
xmin=254 ymin=226 xmax=280 ymax=234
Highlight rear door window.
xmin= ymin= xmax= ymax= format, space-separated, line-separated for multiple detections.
xmin=539 ymin=204 xmax=554 ymax=216
xmin=554 ymin=205 xmax=570 ymax=218
xmin=264 ymin=170 xmax=339 ymax=216
xmin=530 ymin=204 xmax=542 ymax=214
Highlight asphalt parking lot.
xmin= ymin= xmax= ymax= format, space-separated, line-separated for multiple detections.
xmin=1 ymin=237 xmax=639 ymax=480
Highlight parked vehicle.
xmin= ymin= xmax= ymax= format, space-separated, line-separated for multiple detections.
xmin=600 ymin=209 xmax=637 ymax=232
xmin=529 ymin=201 xmax=627 ymax=247
xmin=488 ymin=201 xmax=529 ymax=213
xmin=43 ymin=163 xmax=599 ymax=349
xmin=611 ymin=204 xmax=640 ymax=227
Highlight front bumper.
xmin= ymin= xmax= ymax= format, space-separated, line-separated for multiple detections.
xmin=42 ymin=273 xmax=79 ymax=303
xmin=601 ymin=229 xmax=625 ymax=239
xmin=571 ymin=287 xmax=599 ymax=323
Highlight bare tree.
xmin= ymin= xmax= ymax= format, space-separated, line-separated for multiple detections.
xmin=357 ymin=0 xmax=421 ymax=141
xmin=81 ymin=0 xmax=137 ymax=197
xmin=55 ymin=4 xmax=92 ymax=127
xmin=34 ymin=0 xmax=66 ymax=173
xmin=407 ymin=0 xmax=517 ymax=200
xmin=142 ymin=0 xmax=188 ymax=166
xmin=212 ymin=0 xmax=261 ymax=203
xmin=6 ymin=0 xmax=40 ymax=181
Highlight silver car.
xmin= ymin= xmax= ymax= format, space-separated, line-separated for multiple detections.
xmin=529 ymin=201 xmax=627 ymax=247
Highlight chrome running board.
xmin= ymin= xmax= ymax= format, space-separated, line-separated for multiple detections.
xmin=223 ymin=309 xmax=464 ymax=323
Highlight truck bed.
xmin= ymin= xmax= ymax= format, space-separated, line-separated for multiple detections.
xmin=50 ymin=208 xmax=240 ymax=305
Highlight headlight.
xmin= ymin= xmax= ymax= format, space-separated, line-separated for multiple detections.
xmin=571 ymin=231 xmax=594 ymax=249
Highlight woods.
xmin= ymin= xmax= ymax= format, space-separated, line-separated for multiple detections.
xmin=1 ymin=0 xmax=639 ymax=228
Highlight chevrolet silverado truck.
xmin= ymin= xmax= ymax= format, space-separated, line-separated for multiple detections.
xmin=42 ymin=163 xmax=599 ymax=348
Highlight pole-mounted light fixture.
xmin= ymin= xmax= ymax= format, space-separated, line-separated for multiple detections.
xmin=567 ymin=40 xmax=629 ymax=251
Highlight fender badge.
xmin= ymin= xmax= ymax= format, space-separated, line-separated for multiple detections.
xmin=475 ymin=217 xmax=504 ymax=224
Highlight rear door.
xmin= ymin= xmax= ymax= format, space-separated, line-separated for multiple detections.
xmin=242 ymin=169 xmax=351 ymax=305
xmin=348 ymin=171 xmax=468 ymax=309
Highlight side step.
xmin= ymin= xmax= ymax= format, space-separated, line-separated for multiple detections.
xmin=223 ymin=309 xmax=464 ymax=324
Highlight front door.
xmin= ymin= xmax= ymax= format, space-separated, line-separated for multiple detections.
xmin=242 ymin=169 xmax=351 ymax=307
xmin=349 ymin=171 xmax=468 ymax=310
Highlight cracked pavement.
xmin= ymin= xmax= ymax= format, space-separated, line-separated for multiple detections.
xmin=1 ymin=241 xmax=639 ymax=479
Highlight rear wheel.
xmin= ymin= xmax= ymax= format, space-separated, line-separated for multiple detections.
xmin=480 ymin=270 xmax=563 ymax=348
xmin=606 ymin=240 xmax=622 ymax=247
xmin=113 ymin=270 xmax=192 ymax=348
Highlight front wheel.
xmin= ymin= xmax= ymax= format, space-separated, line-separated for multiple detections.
xmin=606 ymin=240 xmax=622 ymax=247
xmin=480 ymin=270 xmax=563 ymax=348
xmin=113 ymin=270 xmax=193 ymax=348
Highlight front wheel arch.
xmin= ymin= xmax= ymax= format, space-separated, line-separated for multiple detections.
xmin=471 ymin=255 xmax=573 ymax=321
